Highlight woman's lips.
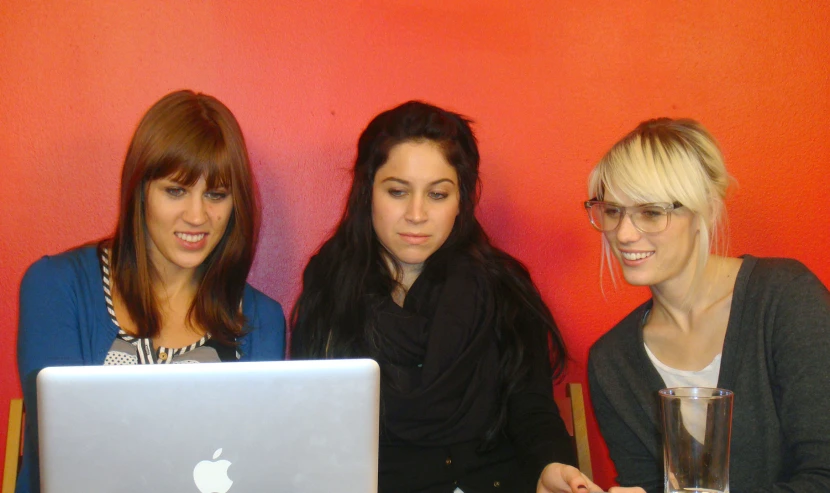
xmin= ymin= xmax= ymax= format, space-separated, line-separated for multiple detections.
xmin=175 ymin=232 xmax=208 ymax=250
xmin=399 ymin=233 xmax=430 ymax=245
xmin=619 ymin=250 xmax=654 ymax=267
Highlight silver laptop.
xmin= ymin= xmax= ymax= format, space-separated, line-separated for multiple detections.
xmin=37 ymin=359 xmax=380 ymax=493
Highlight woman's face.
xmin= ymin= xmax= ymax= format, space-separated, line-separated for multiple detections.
xmin=603 ymin=188 xmax=700 ymax=289
xmin=144 ymin=175 xmax=233 ymax=278
xmin=371 ymin=140 xmax=460 ymax=279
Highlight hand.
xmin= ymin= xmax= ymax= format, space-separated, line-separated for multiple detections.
xmin=536 ymin=462 xmax=602 ymax=493
xmin=536 ymin=463 xmax=647 ymax=493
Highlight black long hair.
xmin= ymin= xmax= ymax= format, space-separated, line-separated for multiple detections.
xmin=291 ymin=100 xmax=567 ymax=436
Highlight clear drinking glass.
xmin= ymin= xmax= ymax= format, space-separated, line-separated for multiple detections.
xmin=659 ymin=387 xmax=734 ymax=493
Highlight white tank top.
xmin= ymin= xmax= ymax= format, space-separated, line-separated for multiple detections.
xmin=644 ymin=342 xmax=721 ymax=389
xmin=645 ymin=343 xmax=722 ymax=443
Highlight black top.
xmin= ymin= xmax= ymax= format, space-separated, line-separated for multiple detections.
xmin=589 ymin=256 xmax=830 ymax=493
xmin=374 ymin=254 xmax=574 ymax=493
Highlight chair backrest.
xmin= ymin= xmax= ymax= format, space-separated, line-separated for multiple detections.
xmin=555 ymin=383 xmax=593 ymax=480
xmin=2 ymin=398 xmax=24 ymax=493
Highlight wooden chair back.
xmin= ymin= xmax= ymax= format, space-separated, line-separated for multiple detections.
xmin=2 ymin=398 xmax=24 ymax=493
xmin=555 ymin=383 xmax=593 ymax=480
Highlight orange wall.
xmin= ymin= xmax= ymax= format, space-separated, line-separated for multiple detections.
xmin=1 ymin=1 xmax=828 ymax=487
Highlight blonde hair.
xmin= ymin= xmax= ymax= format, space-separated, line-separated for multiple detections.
xmin=587 ymin=118 xmax=731 ymax=293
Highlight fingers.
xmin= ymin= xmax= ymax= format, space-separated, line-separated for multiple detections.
xmin=537 ymin=462 xmax=646 ymax=493
xmin=560 ymin=464 xmax=602 ymax=492
xmin=572 ymin=476 xmax=603 ymax=493
xmin=537 ymin=462 xmax=603 ymax=493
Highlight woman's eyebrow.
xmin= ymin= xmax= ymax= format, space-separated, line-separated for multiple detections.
xmin=380 ymin=177 xmax=409 ymax=185
xmin=379 ymin=177 xmax=456 ymax=186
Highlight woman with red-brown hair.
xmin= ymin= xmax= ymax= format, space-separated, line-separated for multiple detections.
xmin=16 ymin=90 xmax=285 ymax=493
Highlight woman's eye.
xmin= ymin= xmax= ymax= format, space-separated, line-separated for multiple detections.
xmin=640 ymin=208 xmax=666 ymax=219
xmin=428 ymin=191 xmax=448 ymax=200
xmin=205 ymin=191 xmax=229 ymax=201
xmin=165 ymin=187 xmax=186 ymax=198
xmin=603 ymin=207 xmax=622 ymax=219
xmin=388 ymin=188 xmax=406 ymax=197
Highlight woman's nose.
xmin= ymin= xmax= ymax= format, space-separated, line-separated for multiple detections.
xmin=404 ymin=196 xmax=426 ymax=223
xmin=183 ymin=196 xmax=208 ymax=225
xmin=614 ymin=213 xmax=641 ymax=243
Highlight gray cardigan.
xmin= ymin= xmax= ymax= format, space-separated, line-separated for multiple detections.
xmin=588 ymin=255 xmax=830 ymax=493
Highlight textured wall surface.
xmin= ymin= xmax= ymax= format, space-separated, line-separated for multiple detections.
xmin=1 ymin=1 xmax=828 ymax=487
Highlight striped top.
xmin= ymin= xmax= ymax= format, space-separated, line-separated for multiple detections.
xmin=99 ymin=248 xmax=238 ymax=364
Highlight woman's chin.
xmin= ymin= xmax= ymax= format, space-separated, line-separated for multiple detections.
xmin=620 ymin=269 xmax=655 ymax=287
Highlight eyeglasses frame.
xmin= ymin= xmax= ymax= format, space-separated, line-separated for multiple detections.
xmin=583 ymin=199 xmax=684 ymax=234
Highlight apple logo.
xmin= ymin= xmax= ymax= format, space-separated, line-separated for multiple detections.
xmin=193 ymin=448 xmax=233 ymax=493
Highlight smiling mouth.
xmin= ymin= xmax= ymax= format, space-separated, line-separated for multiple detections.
xmin=621 ymin=251 xmax=653 ymax=261
xmin=175 ymin=232 xmax=206 ymax=243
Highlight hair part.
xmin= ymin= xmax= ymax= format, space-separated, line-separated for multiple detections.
xmin=110 ymin=89 xmax=258 ymax=345
xmin=588 ymin=118 xmax=732 ymax=296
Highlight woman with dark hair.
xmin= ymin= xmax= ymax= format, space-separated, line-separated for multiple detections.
xmin=291 ymin=101 xmax=595 ymax=493
xmin=16 ymin=90 xmax=285 ymax=493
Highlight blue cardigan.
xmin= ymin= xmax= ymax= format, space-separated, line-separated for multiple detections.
xmin=16 ymin=245 xmax=286 ymax=493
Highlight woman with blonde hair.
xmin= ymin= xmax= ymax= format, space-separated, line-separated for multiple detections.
xmin=16 ymin=90 xmax=285 ymax=493
xmin=581 ymin=118 xmax=830 ymax=492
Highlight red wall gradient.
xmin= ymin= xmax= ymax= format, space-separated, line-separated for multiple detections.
xmin=1 ymin=1 xmax=828 ymax=487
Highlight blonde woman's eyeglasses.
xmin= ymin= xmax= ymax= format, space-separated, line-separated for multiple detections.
xmin=584 ymin=200 xmax=683 ymax=233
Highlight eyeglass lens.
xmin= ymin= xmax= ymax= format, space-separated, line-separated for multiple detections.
xmin=589 ymin=204 xmax=671 ymax=233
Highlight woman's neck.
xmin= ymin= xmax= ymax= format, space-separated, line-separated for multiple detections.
xmin=153 ymin=267 xmax=199 ymax=304
xmin=114 ymin=262 xmax=203 ymax=342
xmin=648 ymin=255 xmax=740 ymax=333
xmin=384 ymin=255 xmax=422 ymax=307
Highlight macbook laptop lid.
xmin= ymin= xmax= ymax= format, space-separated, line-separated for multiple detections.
xmin=37 ymin=359 xmax=380 ymax=493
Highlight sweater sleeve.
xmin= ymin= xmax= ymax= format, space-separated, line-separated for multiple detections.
xmin=240 ymin=287 xmax=286 ymax=361
xmin=587 ymin=356 xmax=662 ymax=493
xmin=18 ymin=256 xmax=89 ymax=379
xmin=17 ymin=255 xmax=89 ymax=493
xmin=764 ymin=269 xmax=830 ymax=493
xmin=505 ymin=323 xmax=576 ymax=484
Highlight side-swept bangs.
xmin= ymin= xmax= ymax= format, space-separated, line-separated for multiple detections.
xmin=590 ymin=122 xmax=718 ymax=211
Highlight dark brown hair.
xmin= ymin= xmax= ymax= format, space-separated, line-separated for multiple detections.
xmin=109 ymin=89 xmax=258 ymax=345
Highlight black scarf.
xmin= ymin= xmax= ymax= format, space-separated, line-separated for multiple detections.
xmin=374 ymin=259 xmax=500 ymax=446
